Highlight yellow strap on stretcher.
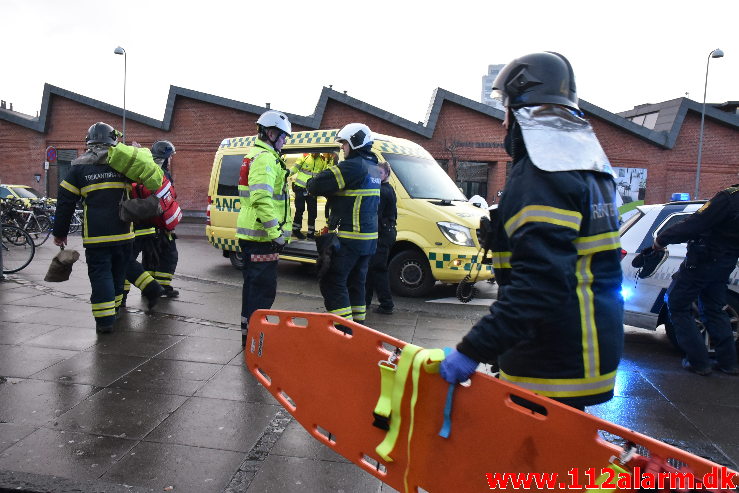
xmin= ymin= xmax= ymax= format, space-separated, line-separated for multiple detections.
xmin=374 ymin=345 xmax=446 ymax=492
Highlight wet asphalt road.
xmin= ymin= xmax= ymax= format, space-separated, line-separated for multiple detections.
xmin=0 ymin=225 xmax=737 ymax=492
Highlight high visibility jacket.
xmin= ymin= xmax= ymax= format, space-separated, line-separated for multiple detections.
xmin=457 ymin=155 xmax=623 ymax=408
xmin=107 ymin=144 xmax=164 ymax=192
xmin=53 ymin=161 xmax=134 ymax=247
xmin=291 ymin=154 xmax=331 ymax=189
xmin=236 ymin=139 xmax=291 ymax=243
xmin=306 ymin=147 xmax=381 ymax=255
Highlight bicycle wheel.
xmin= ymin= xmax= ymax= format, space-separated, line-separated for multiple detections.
xmin=1 ymin=225 xmax=35 ymax=273
xmin=26 ymin=215 xmax=52 ymax=247
xmin=69 ymin=211 xmax=82 ymax=234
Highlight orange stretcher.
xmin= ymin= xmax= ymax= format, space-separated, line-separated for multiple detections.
xmin=245 ymin=310 xmax=738 ymax=492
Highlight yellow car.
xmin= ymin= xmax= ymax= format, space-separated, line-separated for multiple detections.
xmin=206 ymin=130 xmax=493 ymax=297
xmin=0 ymin=184 xmax=53 ymax=206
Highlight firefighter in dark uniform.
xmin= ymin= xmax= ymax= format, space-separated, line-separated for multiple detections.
xmin=365 ymin=160 xmax=397 ymax=314
xmin=150 ymin=140 xmax=179 ymax=298
xmin=307 ymin=123 xmax=381 ymax=324
xmin=440 ymin=52 xmax=624 ymax=409
xmin=53 ymin=122 xmax=134 ymax=333
xmin=654 ymin=186 xmax=739 ymax=376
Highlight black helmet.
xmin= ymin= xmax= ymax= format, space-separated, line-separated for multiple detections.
xmin=85 ymin=122 xmax=118 ymax=146
xmin=492 ymin=52 xmax=578 ymax=110
xmin=151 ymin=140 xmax=176 ymax=160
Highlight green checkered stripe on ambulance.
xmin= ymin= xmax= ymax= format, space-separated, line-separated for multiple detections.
xmin=288 ymin=130 xmax=337 ymax=145
xmin=220 ymin=137 xmax=256 ymax=149
xmin=375 ymin=141 xmax=427 ymax=158
xmin=209 ymin=236 xmax=240 ymax=251
xmin=428 ymin=252 xmax=493 ymax=272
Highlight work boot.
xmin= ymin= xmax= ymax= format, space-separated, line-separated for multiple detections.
xmin=717 ymin=365 xmax=739 ymax=376
xmin=292 ymin=229 xmax=306 ymax=240
xmin=241 ymin=323 xmax=248 ymax=348
xmin=120 ymin=292 xmax=128 ymax=307
xmin=373 ymin=306 xmax=394 ymax=315
xmin=682 ymin=358 xmax=711 ymax=376
xmin=161 ymin=286 xmax=180 ymax=298
xmin=96 ymin=323 xmax=114 ymax=334
xmin=142 ymin=283 xmax=164 ymax=312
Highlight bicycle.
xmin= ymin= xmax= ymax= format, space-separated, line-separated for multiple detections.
xmin=69 ymin=208 xmax=83 ymax=234
xmin=0 ymin=198 xmax=52 ymax=246
xmin=1 ymin=223 xmax=35 ymax=273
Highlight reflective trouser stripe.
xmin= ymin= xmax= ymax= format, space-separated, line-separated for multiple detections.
xmin=352 ymin=305 xmax=366 ymax=322
xmin=330 ymin=307 xmax=353 ymax=320
xmin=92 ymin=300 xmax=116 ymax=319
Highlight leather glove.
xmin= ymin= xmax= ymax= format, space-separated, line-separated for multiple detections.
xmin=271 ymin=235 xmax=286 ymax=253
xmin=440 ymin=350 xmax=478 ymax=384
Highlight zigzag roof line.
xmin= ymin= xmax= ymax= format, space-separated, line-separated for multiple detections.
xmin=2 ymin=83 xmax=737 ymax=150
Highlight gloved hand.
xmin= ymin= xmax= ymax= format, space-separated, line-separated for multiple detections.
xmin=271 ymin=235 xmax=286 ymax=253
xmin=440 ymin=350 xmax=478 ymax=384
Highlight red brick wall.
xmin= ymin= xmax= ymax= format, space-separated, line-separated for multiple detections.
xmin=1 ymin=92 xmax=737 ymax=213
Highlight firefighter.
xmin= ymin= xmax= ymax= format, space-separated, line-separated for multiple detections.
xmin=653 ymin=186 xmax=739 ymax=376
xmin=52 ymin=122 xmax=134 ymax=333
xmin=439 ymin=52 xmax=624 ymax=410
xmin=290 ymin=152 xmax=330 ymax=239
xmin=307 ymin=123 xmax=381 ymax=325
xmin=236 ymin=110 xmax=292 ymax=347
xmin=365 ymin=160 xmax=397 ymax=314
xmin=150 ymin=140 xmax=180 ymax=298
xmin=121 ymin=211 xmax=163 ymax=311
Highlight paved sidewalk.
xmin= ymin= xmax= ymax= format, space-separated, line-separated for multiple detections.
xmin=0 ymin=236 xmax=737 ymax=492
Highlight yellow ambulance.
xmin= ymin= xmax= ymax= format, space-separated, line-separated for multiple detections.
xmin=205 ymin=130 xmax=493 ymax=297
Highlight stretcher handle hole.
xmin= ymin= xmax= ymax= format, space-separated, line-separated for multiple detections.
xmin=332 ymin=322 xmax=353 ymax=336
xmin=380 ymin=341 xmax=402 ymax=358
xmin=361 ymin=454 xmax=387 ymax=475
xmin=289 ymin=317 xmax=309 ymax=327
xmin=278 ymin=390 xmax=296 ymax=411
xmin=509 ymin=394 xmax=548 ymax=417
xmin=314 ymin=425 xmax=336 ymax=445
xmin=265 ymin=314 xmax=280 ymax=325
xmin=255 ymin=368 xmax=272 ymax=385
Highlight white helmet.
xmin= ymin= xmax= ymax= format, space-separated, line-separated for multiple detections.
xmin=336 ymin=123 xmax=372 ymax=150
xmin=256 ymin=110 xmax=292 ymax=136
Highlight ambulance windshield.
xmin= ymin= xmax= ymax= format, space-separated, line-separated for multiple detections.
xmin=383 ymin=153 xmax=466 ymax=201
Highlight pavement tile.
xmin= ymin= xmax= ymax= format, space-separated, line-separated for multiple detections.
xmin=0 ymin=304 xmax=48 ymax=323
xmin=271 ymin=420 xmax=349 ymax=463
xmin=644 ymin=370 xmax=739 ymax=408
xmin=145 ymin=396 xmax=279 ymax=453
xmin=6 ymin=306 xmax=95 ymax=329
xmin=0 ymin=344 xmax=79 ymax=378
xmin=195 ymin=364 xmax=276 ymax=403
xmin=126 ymin=317 xmax=204 ymax=336
xmin=102 ymin=440 xmax=245 ymax=493
xmin=32 ymin=351 xmax=148 ymax=387
xmin=0 ymin=423 xmax=37 ymax=454
xmin=611 ymin=369 xmax=664 ymax=399
xmin=0 ymin=322 xmax=59 ymax=345
xmin=189 ymin=324 xmax=241 ymax=341
xmin=111 ymin=358 xmax=222 ymax=396
xmin=86 ymin=330 xmax=184 ymax=358
xmin=155 ymin=335 xmax=242 ymax=364
xmin=24 ymin=325 xmax=99 ymax=351
xmin=678 ymin=403 xmax=739 ymax=446
xmin=0 ymin=379 xmax=96 ymax=426
xmin=0 ymin=427 xmax=136 ymax=481
xmin=53 ymin=387 xmax=187 ymax=440
xmin=246 ymin=455 xmax=382 ymax=493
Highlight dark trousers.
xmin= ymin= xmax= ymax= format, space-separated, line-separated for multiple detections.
xmin=365 ymin=233 xmax=395 ymax=310
xmin=155 ymin=232 xmax=178 ymax=288
xmin=667 ymin=254 xmax=738 ymax=370
xmin=86 ymin=243 xmax=131 ymax=328
xmin=124 ymin=235 xmax=161 ymax=298
xmin=240 ymin=240 xmax=279 ymax=338
xmin=292 ymin=184 xmax=317 ymax=234
xmin=320 ymin=246 xmax=371 ymax=322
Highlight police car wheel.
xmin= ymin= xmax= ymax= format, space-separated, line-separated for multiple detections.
xmin=664 ymin=293 xmax=739 ymax=355
xmin=388 ymin=249 xmax=435 ymax=298
xmin=230 ymin=250 xmax=245 ymax=270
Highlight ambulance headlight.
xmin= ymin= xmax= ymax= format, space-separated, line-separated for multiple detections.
xmin=437 ymin=222 xmax=475 ymax=247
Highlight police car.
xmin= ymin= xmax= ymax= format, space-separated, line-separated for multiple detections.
xmin=619 ymin=197 xmax=739 ymax=353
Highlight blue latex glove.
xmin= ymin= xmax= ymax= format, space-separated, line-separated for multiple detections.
xmin=440 ymin=350 xmax=478 ymax=384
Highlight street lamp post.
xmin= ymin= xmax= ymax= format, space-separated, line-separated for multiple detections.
xmin=694 ymin=48 xmax=724 ymax=200
xmin=114 ymin=46 xmax=127 ymax=143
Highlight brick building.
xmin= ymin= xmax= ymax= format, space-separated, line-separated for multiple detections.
xmin=1 ymin=84 xmax=737 ymax=215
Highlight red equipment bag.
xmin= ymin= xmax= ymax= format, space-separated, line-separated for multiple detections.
xmin=131 ymin=176 xmax=182 ymax=231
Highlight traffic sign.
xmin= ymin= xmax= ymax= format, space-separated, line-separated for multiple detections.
xmin=46 ymin=146 xmax=57 ymax=162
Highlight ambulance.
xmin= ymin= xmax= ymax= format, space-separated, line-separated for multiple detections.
xmin=205 ymin=129 xmax=493 ymax=297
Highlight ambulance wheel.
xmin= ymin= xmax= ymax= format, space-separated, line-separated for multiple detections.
xmin=663 ymin=292 xmax=739 ymax=356
xmin=389 ymin=249 xmax=435 ymax=297
xmin=230 ymin=251 xmax=245 ymax=270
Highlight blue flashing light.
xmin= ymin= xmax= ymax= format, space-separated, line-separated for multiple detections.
xmin=620 ymin=286 xmax=633 ymax=301
xmin=671 ymin=192 xmax=690 ymax=201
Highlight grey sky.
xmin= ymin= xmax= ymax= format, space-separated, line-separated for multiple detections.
xmin=1 ymin=0 xmax=736 ymax=124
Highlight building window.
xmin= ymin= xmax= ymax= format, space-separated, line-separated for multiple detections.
xmin=630 ymin=112 xmax=658 ymax=129
xmin=456 ymin=161 xmax=489 ymax=199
